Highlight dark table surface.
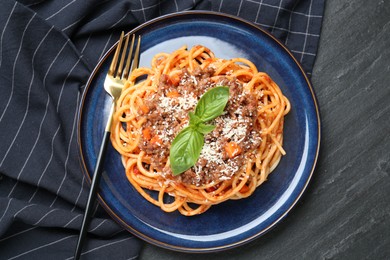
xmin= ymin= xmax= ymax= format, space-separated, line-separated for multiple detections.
xmin=139 ymin=0 xmax=390 ymax=259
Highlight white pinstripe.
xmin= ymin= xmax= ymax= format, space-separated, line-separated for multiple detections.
xmin=81 ymin=34 xmax=91 ymax=54
xmin=0 ymin=226 xmax=37 ymax=243
xmin=32 ymin=208 xmax=58 ymax=225
xmin=92 ymin=200 xmax=100 ymax=216
xmin=173 ymin=0 xmax=179 ymax=11
xmin=179 ymin=6 xmax=194 ymax=12
xmin=0 ymin=1 xmax=17 ymax=68
xmin=237 ymin=0 xmax=243 ymax=16
xmin=285 ymin=0 xmax=300 ymax=46
xmin=25 ymin=1 xmax=43 ymax=7
xmin=254 ymin=22 xmax=320 ymax=37
xmin=98 ymin=32 xmax=113 ymax=61
xmin=180 ymin=6 xmax=194 ymax=12
xmin=2 ymin=26 xmax=54 ymax=131
xmin=254 ymin=0 xmax=264 ymax=25
xmin=109 ymin=228 xmax=127 ymax=238
xmin=63 ymin=214 xmax=82 ymax=228
xmin=61 ymin=0 xmax=113 ymax=31
xmin=271 ymin=0 xmax=283 ymax=34
xmin=0 ymin=25 xmax=53 ymax=176
xmin=0 ymin=198 xmax=13 ymax=223
xmin=27 ymin=124 xmax=61 ymax=202
xmin=8 ymin=95 xmax=50 ymax=198
xmin=246 ymin=0 xmax=323 ymax=18
xmin=7 ymin=39 xmax=69 ymax=198
xmin=291 ymin=49 xmax=316 ymax=56
xmin=0 ymin=33 xmax=65 ymax=167
xmin=7 ymin=235 xmax=76 ymax=260
xmin=71 ymin=174 xmax=85 ymax=212
xmin=62 ymin=15 xmax=85 ymax=32
xmin=72 ymin=0 xmax=111 ymax=30
xmin=45 ymin=0 xmax=76 ymax=20
xmin=88 ymin=219 xmax=107 ymax=232
xmin=50 ymin=90 xmax=81 ymax=207
xmin=64 ymin=237 xmax=137 ymax=260
xmin=0 ymin=13 xmax=36 ymax=124
xmin=13 ymin=204 xmax=35 ymax=218
xmin=82 ymin=237 xmax=136 ymax=256
xmin=139 ymin=0 xmax=147 ymax=22
xmin=218 ymin=0 xmax=224 ymax=12
xmin=3 ymin=208 xmax=75 ymax=250
xmin=56 ymin=58 xmax=81 ymax=112
xmin=108 ymin=9 xmax=131 ymax=29
xmin=300 ymin=0 xmax=313 ymax=63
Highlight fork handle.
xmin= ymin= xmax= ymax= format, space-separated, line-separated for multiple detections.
xmin=74 ymin=104 xmax=114 ymax=260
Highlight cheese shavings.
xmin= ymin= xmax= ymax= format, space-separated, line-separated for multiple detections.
xmin=158 ymin=94 xmax=198 ymax=113
xmin=198 ymin=140 xmax=239 ymax=177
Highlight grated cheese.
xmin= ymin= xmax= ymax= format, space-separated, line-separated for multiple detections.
xmin=198 ymin=139 xmax=239 ymax=177
xmin=156 ymin=92 xmax=198 ymax=142
xmin=199 ymin=141 xmax=222 ymax=164
xmin=215 ymin=114 xmax=248 ymax=143
xmin=158 ymin=94 xmax=198 ymax=112
xmin=190 ymin=75 xmax=198 ymax=85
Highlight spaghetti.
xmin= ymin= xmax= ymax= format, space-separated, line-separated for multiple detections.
xmin=110 ymin=45 xmax=290 ymax=216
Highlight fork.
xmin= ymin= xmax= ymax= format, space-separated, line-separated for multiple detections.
xmin=74 ymin=32 xmax=141 ymax=260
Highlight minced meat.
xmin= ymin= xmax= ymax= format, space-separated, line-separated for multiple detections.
xmin=139 ymin=67 xmax=261 ymax=186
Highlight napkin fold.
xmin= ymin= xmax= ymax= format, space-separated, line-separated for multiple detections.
xmin=0 ymin=0 xmax=324 ymax=259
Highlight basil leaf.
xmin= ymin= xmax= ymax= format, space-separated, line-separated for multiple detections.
xmin=195 ymin=86 xmax=230 ymax=122
xmin=196 ymin=123 xmax=216 ymax=134
xmin=169 ymin=127 xmax=204 ymax=175
xmin=169 ymin=86 xmax=230 ymax=176
xmin=188 ymin=112 xmax=202 ymax=127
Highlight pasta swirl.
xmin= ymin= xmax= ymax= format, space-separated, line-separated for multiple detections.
xmin=111 ymin=45 xmax=290 ymax=216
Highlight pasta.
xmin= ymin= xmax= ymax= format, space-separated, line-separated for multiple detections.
xmin=110 ymin=45 xmax=290 ymax=216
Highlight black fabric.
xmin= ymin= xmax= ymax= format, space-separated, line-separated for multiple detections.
xmin=0 ymin=0 xmax=324 ymax=259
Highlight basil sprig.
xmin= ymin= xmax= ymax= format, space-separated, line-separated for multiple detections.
xmin=169 ymin=86 xmax=230 ymax=175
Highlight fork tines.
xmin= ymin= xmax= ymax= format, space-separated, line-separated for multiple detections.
xmin=109 ymin=32 xmax=141 ymax=80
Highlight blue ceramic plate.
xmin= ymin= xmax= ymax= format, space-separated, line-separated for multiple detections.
xmin=78 ymin=11 xmax=320 ymax=252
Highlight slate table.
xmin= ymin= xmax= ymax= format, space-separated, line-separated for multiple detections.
xmin=140 ymin=1 xmax=390 ymax=259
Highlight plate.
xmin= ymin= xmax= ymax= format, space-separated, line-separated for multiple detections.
xmin=78 ymin=11 xmax=320 ymax=252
